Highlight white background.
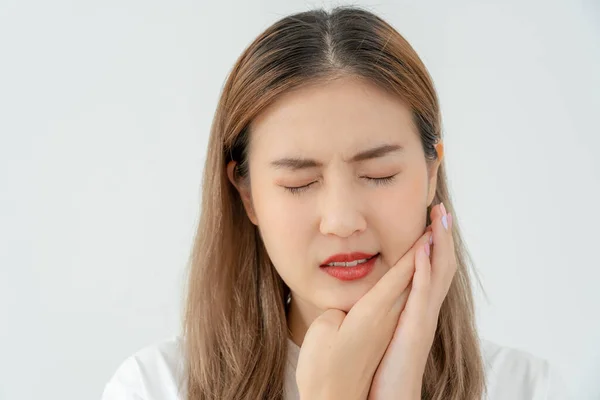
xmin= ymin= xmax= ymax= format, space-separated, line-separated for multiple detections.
xmin=1 ymin=0 xmax=598 ymax=399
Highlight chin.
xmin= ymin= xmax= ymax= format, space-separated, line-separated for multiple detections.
xmin=318 ymin=287 xmax=372 ymax=314
xmin=315 ymin=271 xmax=384 ymax=313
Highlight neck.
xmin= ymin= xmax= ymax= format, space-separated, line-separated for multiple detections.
xmin=286 ymin=294 xmax=323 ymax=347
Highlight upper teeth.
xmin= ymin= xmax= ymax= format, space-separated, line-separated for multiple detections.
xmin=327 ymin=258 xmax=370 ymax=267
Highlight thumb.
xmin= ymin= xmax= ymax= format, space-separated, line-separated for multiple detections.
xmin=297 ymin=309 xmax=346 ymax=383
xmin=302 ymin=308 xmax=346 ymax=347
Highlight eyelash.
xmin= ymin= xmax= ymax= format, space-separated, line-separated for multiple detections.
xmin=284 ymin=174 xmax=398 ymax=195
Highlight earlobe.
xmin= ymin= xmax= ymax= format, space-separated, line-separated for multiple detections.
xmin=435 ymin=141 xmax=444 ymax=160
xmin=226 ymin=161 xmax=238 ymax=189
xmin=226 ymin=161 xmax=259 ymax=226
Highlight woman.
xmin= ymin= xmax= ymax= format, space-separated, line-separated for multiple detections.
xmin=102 ymin=6 xmax=567 ymax=400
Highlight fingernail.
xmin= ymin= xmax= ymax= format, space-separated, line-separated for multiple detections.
xmin=442 ymin=215 xmax=448 ymax=230
xmin=424 ymin=242 xmax=431 ymax=256
xmin=440 ymin=202 xmax=447 ymax=216
xmin=448 ymin=213 xmax=453 ymax=230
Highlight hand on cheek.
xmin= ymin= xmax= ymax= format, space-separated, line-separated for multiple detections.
xmin=367 ymin=203 xmax=456 ymax=400
xmin=296 ymin=209 xmax=439 ymax=400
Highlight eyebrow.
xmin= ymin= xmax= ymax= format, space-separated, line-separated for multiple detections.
xmin=269 ymin=144 xmax=404 ymax=171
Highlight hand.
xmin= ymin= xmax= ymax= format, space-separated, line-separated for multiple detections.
xmin=295 ymin=230 xmax=434 ymax=400
xmin=367 ymin=203 xmax=456 ymax=399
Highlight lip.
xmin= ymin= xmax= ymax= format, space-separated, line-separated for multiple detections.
xmin=320 ymin=254 xmax=379 ymax=281
xmin=320 ymin=252 xmax=378 ymax=266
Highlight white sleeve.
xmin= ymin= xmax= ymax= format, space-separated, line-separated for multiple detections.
xmin=101 ymin=356 xmax=145 ymax=400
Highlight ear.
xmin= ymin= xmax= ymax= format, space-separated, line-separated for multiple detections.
xmin=426 ymin=141 xmax=444 ymax=207
xmin=227 ymin=161 xmax=258 ymax=225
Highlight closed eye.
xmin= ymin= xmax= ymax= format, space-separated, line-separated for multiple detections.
xmin=365 ymin=174 xmax=397 ymax=186
xmin=283 ymin=174 xmax=398 ymax=195
xmin=283 ymin=181 xmax=316 ymax=195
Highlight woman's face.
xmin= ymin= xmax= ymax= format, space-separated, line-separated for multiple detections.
xmin=228 ymin=75 xmax=440 ymax=316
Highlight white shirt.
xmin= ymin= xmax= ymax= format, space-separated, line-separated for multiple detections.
xmin=101 ymin=336 xmax=570 ymax=399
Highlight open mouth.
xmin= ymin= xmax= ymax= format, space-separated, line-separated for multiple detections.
xmin=320 ymin=253 xmax=379 ymax=281
xmin=321 ymin=253 xmax=379 ymax=268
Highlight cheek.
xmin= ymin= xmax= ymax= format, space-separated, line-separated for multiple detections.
xmin=372 ymin=174 xmax=429 ymax=266
xmin=254 ymin=188 xmax=312 ymax=241
xmin=252 ymin=184 xmax=313 ymax=277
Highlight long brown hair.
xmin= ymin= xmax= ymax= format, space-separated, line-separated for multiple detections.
xmin=183 ymin=6 xmax=485 ymax=399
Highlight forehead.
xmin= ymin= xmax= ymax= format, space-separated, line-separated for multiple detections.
xmin=248 ymin=76 xmax=418 ymax=156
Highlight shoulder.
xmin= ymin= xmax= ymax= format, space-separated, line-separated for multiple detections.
xmin=481 ymin=338 xmax=570 ymax=400
xmin=101 ymin=336 xmax=187 ymax=400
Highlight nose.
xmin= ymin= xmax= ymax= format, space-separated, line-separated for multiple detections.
xmin=319 ymin=179 xmax=367 ymax=238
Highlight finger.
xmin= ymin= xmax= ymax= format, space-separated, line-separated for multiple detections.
xmin=429 ymin=208 xmax=457 ymax=308
xmin=298 ymin=309 xmax=346 ymax=382
xmin=347 ymin=231 xmax=433 ymax=323
xmin=303 ymin=309 xmax=346 ymax=348
xmin=401 ymin=241 xmax=431 ymax=328
xmin=429 ymin=203 xmax=444 ymax=224
xmin=309 ymin=308 xmax=346 ymax=333
xmin=424 ymin=203 xmax=444 ymax=237
xmin=389 ymin=281 xmax=411 ymax=314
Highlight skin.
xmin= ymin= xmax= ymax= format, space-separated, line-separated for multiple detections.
xmin=295 ymin=205 xmax=454 ymax=399
xmin=366 ymin=204 xmax=455 ymax=399
xmin=227 ymin=75 xmax=453 ymax=398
